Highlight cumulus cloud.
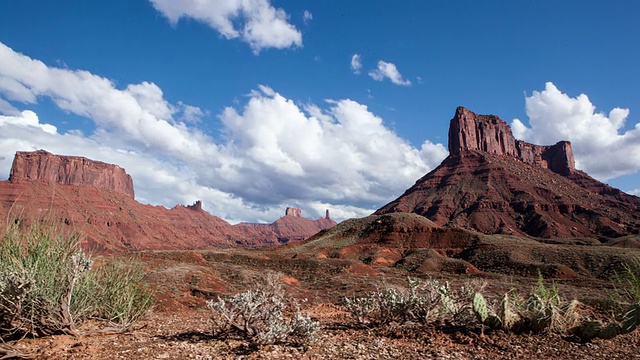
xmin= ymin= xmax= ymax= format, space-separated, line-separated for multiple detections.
xmin=0 ymin=110 xmax=57 ymax=134
xmin=148 ymin=0 xmax=302 ymax=53
xmin=0 ymin=42 xmax=447 ymax=223
xmin=218 ymin=86 xmax=446 ymax=205
xmin=177 ymin=102 xmax=207 ymax=123
xmin=512 ymin=82 xmax=640 ymax=180
xmin=369 ymin=60 xmax=411 ymax=86
xmin=351 ymin=54 xmax=362 ymax=74
xmin=0 ymin=43 xmax=217 ymax=162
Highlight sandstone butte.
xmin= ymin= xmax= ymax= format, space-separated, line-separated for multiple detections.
xmin=0 ymin=150 xmax=336 ymax=253
xmin=376 ymin=106 xmax=640 ymax=239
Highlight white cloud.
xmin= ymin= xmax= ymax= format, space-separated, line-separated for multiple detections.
xmin=0 ymin=42 xmax=217 ymax=162
xmin=511 ymin=82 xmax=640 ymax=180
xmin=0 ymin=98 xmax=18 ymax=114
xmin=0 ymin=42 xmax=448 ymax=223
xmin=306 ymin=201 xmax=374 ymax=221
xmin=0 ymin=110 xmax=57 ymax=134
xmin=351 ymin=54 xmax=362 ymax=74
xmin=369 ymin=60 xmax=411 ymax=86
xmin=219 ymin=86 xmax=445 ymax=205
xmin=177 ymin=102 xmax=207 ymax=123
xmin=303 ymin=10 xmax=313 ymax=24
xmin=629 ymin=189 xmax=640 ymax=196
xmin=420 ymin=140 xmax=449 ymax=169
xmin=148 ymin=0 xmax=302 ymax=54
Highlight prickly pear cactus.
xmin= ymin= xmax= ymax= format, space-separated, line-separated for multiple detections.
xmin=498 ymin=293 xmax=519 ymax=331
xmin=598 ymin=323 xmax=622 ymax=339
xmin=472 ymin=292 xmax=489 ymax=323
xmin=572 ymin=320 xmax=603 ymax=341
xmin=439 ymin=283 xmax=456 ymax=316
xmin=530 ymin=302 xmax=554 ymax=333
xmin=572 ymin=303 xmax=640 ymax=341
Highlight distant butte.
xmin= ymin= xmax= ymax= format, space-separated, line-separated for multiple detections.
xmin=0 ymin=150 xmax=336 ymax=252
xmin=285 ymin=207 xmax=302 ymax=217
xmin=376 ymin=107 xmax=640 ymax=239
xmin=10 ymin=150 xmax=135 ymax=198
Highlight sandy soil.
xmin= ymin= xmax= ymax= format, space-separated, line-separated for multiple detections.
xmin=8 ymin=306 xmax=640 ymax=359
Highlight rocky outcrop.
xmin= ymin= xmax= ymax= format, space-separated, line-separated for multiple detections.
xmin=9 ymin=150 xmax=135 ymax=199
xmin=251 ymin=207 xmax=338 ymax=243
xmin=449 ymin=107 xmax=575 ymax=175
xmin=268 ymin=215 xmax=337 ymax=243
xmin=377 ymin=107 xmax=640 ymax=239
xmin=285 ymin=207 xmax=302 ymax=217
xmin=187 ymin=200 xmax=203 ymax=211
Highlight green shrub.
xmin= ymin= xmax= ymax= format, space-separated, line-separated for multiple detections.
xmin=437 ymin=280 xmax=483 ymax=323
xmin=343 ymin=278 xmax=439 ymax=325
xmin=532 ymin=270 xmax=560 ymax=306
xmin=0 ymin=223 xmax=153 ymax=339
xmin=207 ymin=271 xmax=319 ymax=346
xmin=0 ymin=224 xmax=90 ymax=337
xmin=74 ymin=258 xmax=154 ymax=327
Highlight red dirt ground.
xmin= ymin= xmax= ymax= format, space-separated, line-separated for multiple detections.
xmin=4 ymin=246 xmax=639 ymax=359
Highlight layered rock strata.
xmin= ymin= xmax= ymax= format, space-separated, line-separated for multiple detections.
xmin=448 ymin=106 xmax=575 ymax=175
xmin=9 ymin=150 xmax=135 ymax=199
xmin=285 ymin=207 xmax=302 ymax=217
xmin=377 ymin=107 xmax=640 ymax=238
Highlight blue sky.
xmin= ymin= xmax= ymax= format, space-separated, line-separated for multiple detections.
xmin=0 ymin=1 xmax=639 ymax=223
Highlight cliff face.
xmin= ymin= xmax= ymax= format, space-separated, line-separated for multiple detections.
xmin=448 ymin=107 xmax=575 ymax=175
xmin=377 ymin=107 xmax=640 ymax=239
xmin=9 ymin=150 xmax=135 ymax=199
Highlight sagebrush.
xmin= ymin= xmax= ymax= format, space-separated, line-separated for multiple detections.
xmin=207 ymin=271 xmax=319 ymax=345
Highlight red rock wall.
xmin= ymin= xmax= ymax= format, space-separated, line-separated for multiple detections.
xmin=449 ymin=107 xmax=575 ymax=175
xmin=542 ymin=141 xmax=575 ymax=176
xmin=9 ymin=150 xmax=135 ymax=199
xmin=448 ymin=107 xmax=519 ymax=157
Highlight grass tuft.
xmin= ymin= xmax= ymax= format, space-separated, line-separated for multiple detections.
xmin=0 ymin=222 xmax=153 ymax=339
